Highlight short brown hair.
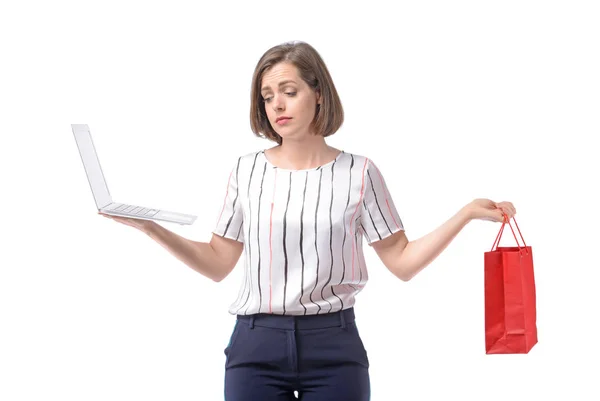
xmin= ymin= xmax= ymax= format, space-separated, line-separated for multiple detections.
xmin=250 ymin=41 xmax=344 ymax=145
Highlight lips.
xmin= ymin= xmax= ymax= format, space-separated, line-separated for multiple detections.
xmin=277 ymin=118 xmax=292 ymax=125
xmin=276 ymin=117 xmax=292 ymax=126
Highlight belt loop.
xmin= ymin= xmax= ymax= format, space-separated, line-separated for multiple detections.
xmin=340 ymin=309 xmax=346 ymax=329
xmin=249 ymin=315 xmax=255 ymax=329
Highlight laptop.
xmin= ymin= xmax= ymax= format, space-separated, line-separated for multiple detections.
xmin=72 ymin=124 xmax=197 ymax=225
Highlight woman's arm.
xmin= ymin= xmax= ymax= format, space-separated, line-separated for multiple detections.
xmin=144 ymin=222 xmax=243 ymax=282
xmin=100 ymin=214 xmax=243 ymax=282
xmin=371 ymin=198 xmax=516 ymax=281
xmin=396 ymin=206 xmax=471 ymax=281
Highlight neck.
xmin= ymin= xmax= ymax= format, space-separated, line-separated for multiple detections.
xmin=271 ymin=137 xmax=338 ymax=170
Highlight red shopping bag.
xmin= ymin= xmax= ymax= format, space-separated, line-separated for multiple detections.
xmin=484 ymin=215 xmax=537 ymax=354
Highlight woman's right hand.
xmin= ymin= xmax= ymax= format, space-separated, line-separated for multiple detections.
xmin=99 ymin=212 xmax=156 ymax=233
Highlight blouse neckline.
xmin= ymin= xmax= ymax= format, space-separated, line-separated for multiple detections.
xmin=261 ymin=149 xmax=345 ymax=172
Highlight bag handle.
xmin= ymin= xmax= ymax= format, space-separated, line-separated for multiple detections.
xmin=490 ymin=213 xmax=529 ymax=256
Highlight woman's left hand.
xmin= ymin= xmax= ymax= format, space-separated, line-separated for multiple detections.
xmin=463 ymin=198 xmax=516 ymax=223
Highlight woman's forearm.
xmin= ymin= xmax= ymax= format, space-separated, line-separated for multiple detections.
xmin=397 ymin=206 xmax=472 ymax=281
xmin=143 ymin=223 xmax=224 ymax=282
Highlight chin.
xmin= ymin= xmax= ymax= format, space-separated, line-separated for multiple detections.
xmin=274 ymin=129 xmax=295 ymax=139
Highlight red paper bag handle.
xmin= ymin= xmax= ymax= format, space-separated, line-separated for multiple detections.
xmin=491 ymin=213 xmax=529 ymax=256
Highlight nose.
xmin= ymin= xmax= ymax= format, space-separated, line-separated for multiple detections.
xmin=272 ymin=94 xmax=285 ymax=111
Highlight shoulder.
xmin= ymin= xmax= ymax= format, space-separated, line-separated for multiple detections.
xmin=227 ymin=150 xmax=264 ymax=168
xmin=339 ymin=150 xmax=376 ymax=171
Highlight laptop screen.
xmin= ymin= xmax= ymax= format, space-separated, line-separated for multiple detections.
xmin=72 ymin=124 xmax=112 ymax=209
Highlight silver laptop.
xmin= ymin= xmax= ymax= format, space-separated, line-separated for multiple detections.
xmin=72 ymin=124 xmax=197 ymax=225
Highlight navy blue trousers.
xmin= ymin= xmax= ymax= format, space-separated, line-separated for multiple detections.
xmin=223 ymin=307 xmax=370 ymax=400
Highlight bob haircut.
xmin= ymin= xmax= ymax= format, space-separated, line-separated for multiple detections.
xmin=250 ymin=41 xmax=344 ymax=145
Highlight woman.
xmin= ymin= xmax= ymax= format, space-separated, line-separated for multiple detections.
xmin=101 ymin=41 xmax=516 ymax=401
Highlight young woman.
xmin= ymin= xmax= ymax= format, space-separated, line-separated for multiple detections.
xmin=101 ymin=41 xmax=516 ymax=401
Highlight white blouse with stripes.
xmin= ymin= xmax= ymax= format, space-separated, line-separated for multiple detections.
xmin=213 ymin=149 xmax=404 ymax=316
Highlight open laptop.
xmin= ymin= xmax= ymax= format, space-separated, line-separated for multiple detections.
xmin=72 ymin=124 xmax=197 ymax=225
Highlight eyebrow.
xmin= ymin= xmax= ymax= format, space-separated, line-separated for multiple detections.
xmin=261 ymin=80 xmax=297 ymax=92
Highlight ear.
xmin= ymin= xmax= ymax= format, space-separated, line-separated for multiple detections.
xmin=316 ymin=89 xmax=322 ymax=105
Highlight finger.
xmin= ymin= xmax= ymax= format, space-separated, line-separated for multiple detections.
xmin=495 ymin=202 xmax=506 ymax=213
xmin=503 ymin=202 xmax=516 ymax=216
xmin=497 ymin=203 xmax=515 ymax=218
xmin=489 ymin=210 xmax=503 ymax=222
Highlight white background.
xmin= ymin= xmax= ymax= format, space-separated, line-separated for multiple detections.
xmin=1 ymin=1 xmax=598 ymax=400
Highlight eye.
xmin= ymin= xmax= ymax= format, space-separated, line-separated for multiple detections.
xmin=262 ymin=92 xmax=295 ymax=103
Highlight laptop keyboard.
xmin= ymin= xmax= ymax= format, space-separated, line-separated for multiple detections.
xmin=111 ymin=204 xmax=160 ymax=217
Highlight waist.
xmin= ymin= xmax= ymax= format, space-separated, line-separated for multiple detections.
xmin=236 ymin=307 xmax=355 ymax=330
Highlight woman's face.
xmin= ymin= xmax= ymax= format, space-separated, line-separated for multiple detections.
xmin=260 ymin=62 xmax=321 ymax=141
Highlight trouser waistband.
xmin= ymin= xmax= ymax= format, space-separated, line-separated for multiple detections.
xmin=236 ymin=307 xmax=355 ymax=330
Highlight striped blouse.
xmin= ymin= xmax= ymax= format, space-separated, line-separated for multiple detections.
xmin=213 ymin=149 xmax=404 ymax=316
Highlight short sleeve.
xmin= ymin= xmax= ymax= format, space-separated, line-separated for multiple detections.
xmin=360 ymin=158 xmax=404 ymax=245
xmin=213 ymin=157 xmax=244 ymax=243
